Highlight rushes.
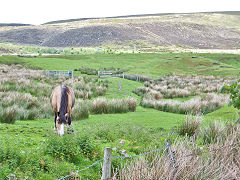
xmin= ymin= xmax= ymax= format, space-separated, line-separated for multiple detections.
xmin=72 ymin=100 xmax=90 ymax=120
xmin=90 ymin=97 xmax=137 ymax=114
xmin=117 ymin=123 xmax=240 ymax=179
xmin=0 ymin=64 xmax=110 ymax=123
xmin=200 ymin=121 xmax=225 ymax=144
xmin=177 ymin=114 xmax=202 ymax=137
xmin=0 ymin=105 xmax=18 ymax=123
xmin=142 ymin=93 xmax=230 ymax=114
xmin=136 ymin=74 xmax=234 ymax=100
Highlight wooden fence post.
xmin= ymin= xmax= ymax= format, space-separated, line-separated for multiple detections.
xmin=9 ymin=174 xmax=16 ymax=180
xmin=165 ymin=139 xmax=178 ymax=179
xmin=101 ymin=147 xmax=112 ymax=180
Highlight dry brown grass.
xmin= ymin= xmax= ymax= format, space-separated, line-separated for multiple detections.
xmin=142 ymin=93 xmax=229 ymax=114
xmin=0 ymin=64 xmax=109 ymax=122
xmin=90 ymin=97 xmax=137 ymax=114
xmin=116 ymin=123 xmax=240 ymax=179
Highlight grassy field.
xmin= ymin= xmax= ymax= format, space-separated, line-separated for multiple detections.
xmin=0 ymin=53 xmax=239 ymax=179
xmin=1 ymin=53 xmax=240 ymax=76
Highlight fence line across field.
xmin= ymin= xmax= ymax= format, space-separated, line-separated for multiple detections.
xmin=46 ymin=69 xmax=159 ymax=83
xmin=46 ymin=70 xmax=73 ymax=78
xmin=98 ymin=70 xmax=123 ymax=79
xmin=56 ymin=139 xmax=239 ymax=180
xmin=57 ymin=141 xmax=168 ymax=180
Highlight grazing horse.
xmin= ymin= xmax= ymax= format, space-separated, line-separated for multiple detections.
xmin=50 ymin=84 xmax=75 ymax=136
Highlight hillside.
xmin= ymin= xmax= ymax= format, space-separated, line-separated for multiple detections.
xmin=0 ymin=12 xmax=240 ymax=49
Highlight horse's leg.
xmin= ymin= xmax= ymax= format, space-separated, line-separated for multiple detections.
xmin=54 ymin=112 xmax=57 ymax=130
xmin=68 ymin=116 xmax=71 ymax=125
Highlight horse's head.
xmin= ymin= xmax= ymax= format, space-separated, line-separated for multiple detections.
xmin=56 ymin=112 xmax=69 ymax=136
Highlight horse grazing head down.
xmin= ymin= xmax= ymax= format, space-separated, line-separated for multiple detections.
xmin=56 ymin=112 xmax=68 ymax=135
xmin=50 ymin=84 xmax=75 ymax=136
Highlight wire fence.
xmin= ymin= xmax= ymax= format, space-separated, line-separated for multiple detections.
xmin=57 ymin=145 xmax=167 ymax=180
xmin=56 ymin=140 xmax=240 ymax=180
xmin=57 ymin=159 xmax=104 ymax=180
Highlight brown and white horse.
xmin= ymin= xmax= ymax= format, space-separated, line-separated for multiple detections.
xmin=50 ymin=84 xmax=75 ymax=136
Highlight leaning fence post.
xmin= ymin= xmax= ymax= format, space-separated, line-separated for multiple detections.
xmin=165 ymin=139 xmax=178 ymax=178
xmin=102 ymin=147 xmax=112 ymax=180
xmin=9 ymin=174 xmax=16 ymax=180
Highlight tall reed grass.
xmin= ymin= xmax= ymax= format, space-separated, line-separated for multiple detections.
xmin=142 ymin=93 xmax=229 ymax=114
xmin=0 ymin=64 xmax=109 ymax=123
xmin=116 ymin=123 xmax=240 ymax=179
xmin=90 ymin=97 xmax=137 ymax=114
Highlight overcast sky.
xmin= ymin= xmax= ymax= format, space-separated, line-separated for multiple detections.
xmin=0 ymin=0 xmax=239 ymax=25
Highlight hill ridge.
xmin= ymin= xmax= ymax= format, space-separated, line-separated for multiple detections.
xmin=0 ymin=12 xmax=240 ymax=49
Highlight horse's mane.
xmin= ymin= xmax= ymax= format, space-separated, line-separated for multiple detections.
xmin=59 ymin=84 xmax=69 ymax=123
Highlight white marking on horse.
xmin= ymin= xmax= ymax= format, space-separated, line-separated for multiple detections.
xmin=59 ymin=124 xmax=64 ymax=136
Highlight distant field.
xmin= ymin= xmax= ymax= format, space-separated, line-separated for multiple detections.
xmin=1 ymin=53 xmax=240 ymax=76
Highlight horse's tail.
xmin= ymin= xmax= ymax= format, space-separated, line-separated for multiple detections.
xmin=59 ymin=84 xmax=68 ymax=123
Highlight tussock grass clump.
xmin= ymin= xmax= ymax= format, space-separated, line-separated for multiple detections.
xmin=178 ymin=114 xmax=202 ymax=137
xmin=200 ymin=121 xmax=225 ymax=144
xmin=126 ymin=97 xmax=137 ymax=112
xmin=90 ymin=97 xmax=137 ymax=114
xmin=145 ymin=90 xmax=163 ymax=100
xmin=70 ymin=78 xmax=107 ymax=99
xmin=133 ymin=87 xmax=149 ymax=96
xmin=136 ymin=75 xmax=235 ymax=100
xmin=142 ymin=93 xmax=229 ymax=114
xmin=90 ymin=98 xmax=108 ymax=114
xmin=72 ymin=100 xmax=90 ymax=120
xmin=0 ymin=106 xmax=18 ymax=123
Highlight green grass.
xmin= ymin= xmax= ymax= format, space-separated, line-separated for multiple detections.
xmin=204 ymin=105 xmax=238 ymax=125
xmin=1 ymin=53 xmax=240 ymax=76
xmin=103 ymin=78 xmax=142 ymax=101
xmin=0 ymin=53 xmax=239 ymax=179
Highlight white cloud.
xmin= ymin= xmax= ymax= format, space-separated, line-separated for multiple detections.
xmin=0 ymin=0 xmax=239 ymax=25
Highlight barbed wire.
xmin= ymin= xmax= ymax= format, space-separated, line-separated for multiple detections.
xmin=57 ymin=145 xmax=166 ymax=180
xmin=112 ymin=146 xmax=166 ymax=159
xmin=57 ymin=159 xmax=103 ymax=180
